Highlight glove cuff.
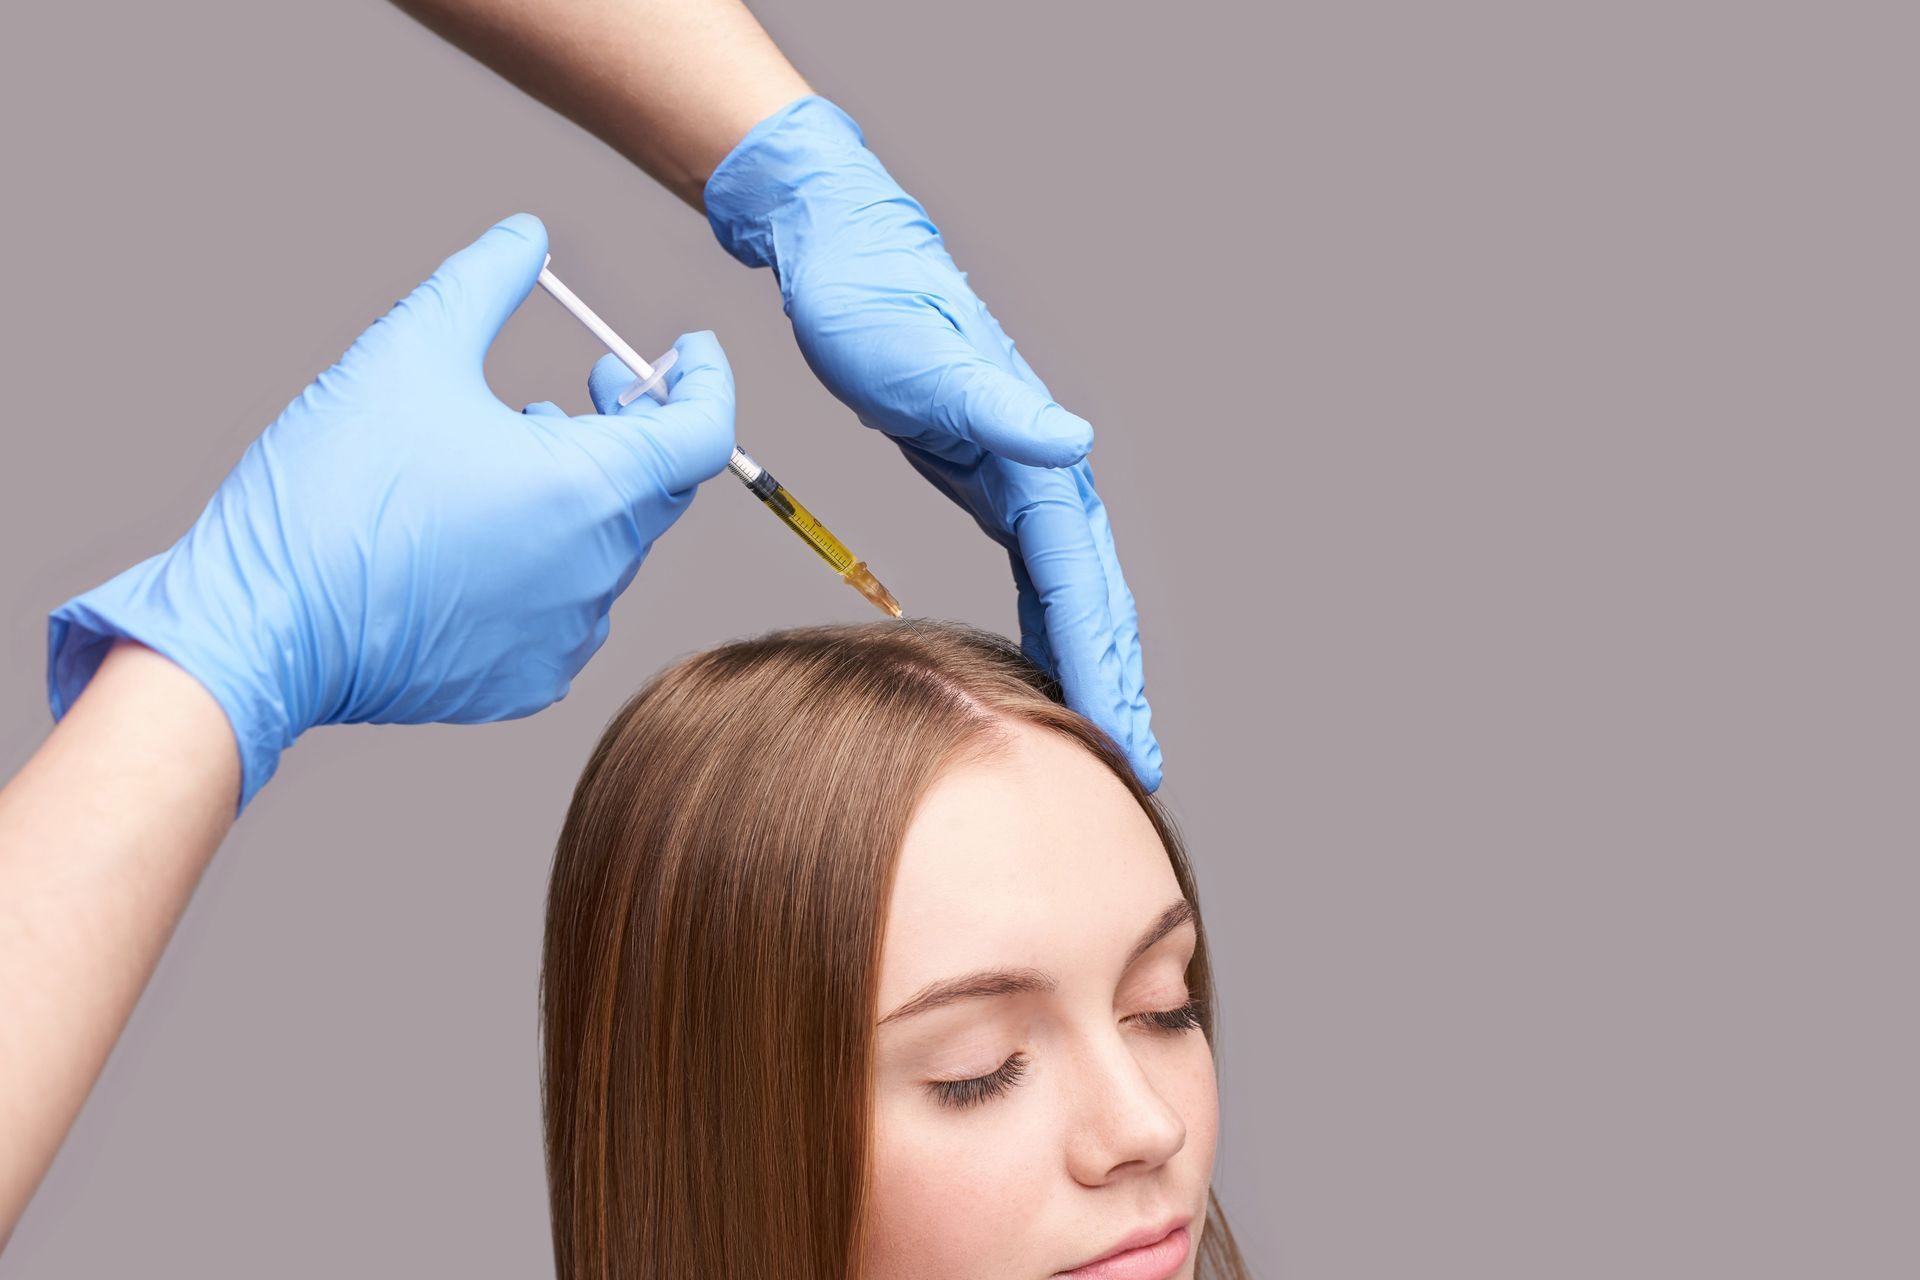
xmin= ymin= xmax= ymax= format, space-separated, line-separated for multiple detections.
xmin=703 ymin=95 xmax=880 ymax=273
xmin=47 ymin=552 xmax=301 ymax=818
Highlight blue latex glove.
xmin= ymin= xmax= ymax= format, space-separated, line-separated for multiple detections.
xmin=47 ymin=213 xmax=735 ymax=815
xmin=705 ymin=96 xmax=1161 ymax=790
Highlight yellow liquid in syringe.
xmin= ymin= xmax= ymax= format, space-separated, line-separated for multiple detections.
xmin=762 ymin=485 xmax=857 ymax=574
xmin=731 ymin=447 xmax=902 ymax=618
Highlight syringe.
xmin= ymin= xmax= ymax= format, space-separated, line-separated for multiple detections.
xmin=535 ymin=263 xmax=903 ymax=619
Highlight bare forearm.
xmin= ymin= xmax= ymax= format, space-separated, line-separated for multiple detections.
xmin=391 ymin=0 xmax=810 ymax=206
xmin=0 ymin=640 xmax=238 ymax=1241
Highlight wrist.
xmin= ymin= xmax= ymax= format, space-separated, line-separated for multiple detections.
xmin=74 ymin=639 xmax=245 ymax=824
xmin=703 ymin=95 xmax=904 ymax=279
xmin=48 ymin=545 xmax=306 ymax=817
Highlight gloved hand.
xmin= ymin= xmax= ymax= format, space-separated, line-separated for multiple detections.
xmin=704 ymin=97 xmax=1161 ymax=790
xmin=47 ymin=213 xmax=736 ymax=815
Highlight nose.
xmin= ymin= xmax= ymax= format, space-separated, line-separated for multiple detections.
xmin=1064 ymin=1034 xmax=1189 ymax=1186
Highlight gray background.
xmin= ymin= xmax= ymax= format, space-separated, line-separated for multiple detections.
xmin=2 ymin=1 xmax=1914 ymax=1276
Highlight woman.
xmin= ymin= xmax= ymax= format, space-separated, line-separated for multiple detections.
xmin=543 ymin=620 xmax=1248 ymax=1278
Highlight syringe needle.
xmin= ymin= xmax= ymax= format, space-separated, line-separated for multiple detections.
xmin=844 ymin=563 xmax=904 ymax=619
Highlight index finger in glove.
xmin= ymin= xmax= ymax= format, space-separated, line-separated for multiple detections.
xmin=1010 ymin=473 xmax=1136 ymax=763
xmin=885 ymin=313 xmax=1093 ymax=468
xmin=578 ymin=331 xmax=736 ymax=496
xmin=1077 ymin=471 xmax=1160 ymax=790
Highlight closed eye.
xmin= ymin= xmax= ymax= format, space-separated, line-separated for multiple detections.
xmin=927 ymin=1052 xmax=1029 ymax=1110
xmin=1126 ymin=998 xmax=1205 ymax=1034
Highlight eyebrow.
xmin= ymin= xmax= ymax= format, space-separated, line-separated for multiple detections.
xmin=878 ymin=898 xmax=1196 ymax=1027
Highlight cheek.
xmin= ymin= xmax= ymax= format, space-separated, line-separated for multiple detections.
xmin=861 ymin=1093 xmax=1056 ymax=1280
xmin=1155 ymin=1034 xmax=1221 ymax=1275
xmin=1165 ymin=1033 xmax=1221 ymax=1172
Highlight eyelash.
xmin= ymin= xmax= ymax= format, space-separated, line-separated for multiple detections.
xmin=1129 ymin=998 xmax=1206 ymax=1035
xmin=925 ymin=1000 xmax=1206 ymax=1110
xmin=929 ymin=1053 xmax=1030 ymax=1110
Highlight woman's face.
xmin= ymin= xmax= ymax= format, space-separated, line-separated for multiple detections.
xmin=863 ymin=722 xmax=1219 ymax=1279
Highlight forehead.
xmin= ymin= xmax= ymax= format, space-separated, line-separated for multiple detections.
xmin=878 ymin=722 xmax=1182 ymax=1002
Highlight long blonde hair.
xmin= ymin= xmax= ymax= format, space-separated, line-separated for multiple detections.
xmin=542 ymin=621 xmax=1249 ymax=1278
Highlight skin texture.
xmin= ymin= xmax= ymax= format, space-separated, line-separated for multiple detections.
xmin=865 ymin=723 xmax=1218 ymax=1278
xmin=0 ymin=641 xmax=238 ymax=1241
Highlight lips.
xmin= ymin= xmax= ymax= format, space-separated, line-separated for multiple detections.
xmin=1053 ymin=1215 xmax=1193 ymax=1279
